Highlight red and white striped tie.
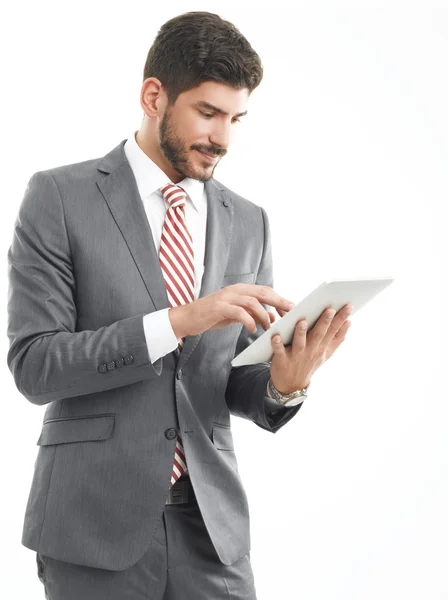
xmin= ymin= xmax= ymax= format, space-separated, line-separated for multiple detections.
xmin=159 ymin=182 xmax=194 ymax=488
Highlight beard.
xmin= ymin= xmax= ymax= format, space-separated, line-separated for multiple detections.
xmin=158 ymin=108 xmax=220 ymax=183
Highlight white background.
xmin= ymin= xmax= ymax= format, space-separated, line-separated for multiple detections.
xmin=1 ymin=1 xmax=447 ymax=598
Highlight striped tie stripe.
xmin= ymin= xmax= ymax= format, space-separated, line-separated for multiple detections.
xmin=159 ymin=182 xmax=194 ymax=487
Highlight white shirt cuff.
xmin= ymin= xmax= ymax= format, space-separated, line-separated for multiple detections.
xmin=142 ymin=308 xmax=180 ymax=364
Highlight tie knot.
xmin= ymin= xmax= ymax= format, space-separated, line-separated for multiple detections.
xmin=160 ymin=183 xmax=187 ymax=209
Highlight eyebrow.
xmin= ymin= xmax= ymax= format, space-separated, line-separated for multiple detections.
xmin=195 ymin=101 xmax=248 ymax=118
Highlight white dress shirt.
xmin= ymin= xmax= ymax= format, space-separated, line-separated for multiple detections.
xmin=123 ymin=131 xmax=288 ymax=409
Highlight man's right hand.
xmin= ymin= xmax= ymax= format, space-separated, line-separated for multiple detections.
xmin=168 ymin=283 xmax=295 ymax=339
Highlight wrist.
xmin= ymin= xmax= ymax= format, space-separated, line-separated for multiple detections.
xmin=270 ymin=378 xmax=310 ymax=395
xmin=168 ymin=305 xmax=189 ymax=339
xmin=268 ymin=377 xmax=309 ymax=406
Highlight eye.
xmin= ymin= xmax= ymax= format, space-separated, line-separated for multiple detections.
xmin=199 ymin=111 xmax=241 ymax=123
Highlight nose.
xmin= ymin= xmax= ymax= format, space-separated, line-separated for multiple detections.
xmin=209 ymin=121 xmax=232 ymax=153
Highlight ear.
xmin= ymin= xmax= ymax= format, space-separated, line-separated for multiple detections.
xmin=140 ymin=77 xmax=165 ymax=118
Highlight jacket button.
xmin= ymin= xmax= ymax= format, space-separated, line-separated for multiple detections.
xmin=116 ymin=357 xmax=125 ymax=368
xmin=98 ymin=363 xmax=108 ymax=374
xmin=165 ymin=428 xmax=177 ymax=440
xmin=107 ymin=361 xmax=116 ymax=371
xmin=176 ymin=369 xmax=183 ymax=380
xmin=124 ymin=355 xmax=134 ymax=365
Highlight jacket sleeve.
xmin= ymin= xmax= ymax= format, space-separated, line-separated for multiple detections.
xmin=6 ymin=171 xmax=163 ymax=407
xmin=224 ymin=206 xmax=304 ymax=433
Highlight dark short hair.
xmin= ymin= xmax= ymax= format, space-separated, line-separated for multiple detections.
xmin=143 ymin=11 xmax=263 ymax=105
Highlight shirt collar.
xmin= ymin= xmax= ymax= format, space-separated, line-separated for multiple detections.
xmin=124 ymin=131 xmax=204 ymax=212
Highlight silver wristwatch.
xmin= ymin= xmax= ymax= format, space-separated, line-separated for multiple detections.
xmin=268 ymin=378 xmax=309 ymax=407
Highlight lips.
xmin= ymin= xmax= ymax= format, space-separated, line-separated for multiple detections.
xmin=197 ymin=149 xmax=218 ymax=163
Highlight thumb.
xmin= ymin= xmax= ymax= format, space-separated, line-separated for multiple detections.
xmin=271 ymin=333 xmax=286 ymax=357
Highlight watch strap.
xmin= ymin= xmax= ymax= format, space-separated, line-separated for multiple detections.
xmin=268 ymin=377 xmax=308 ymax=406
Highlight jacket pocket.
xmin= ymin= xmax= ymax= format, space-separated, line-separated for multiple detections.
xmin=37 ymin=414 xmax=115 ymax=446
xmin=221 ymin=271 xmax=255 ymax=287
xmin=212 ymin=423 xmax=235 ymax=451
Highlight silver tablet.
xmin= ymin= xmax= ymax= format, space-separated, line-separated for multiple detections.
xmin=231 ymin=277 xmax=395 ymax=367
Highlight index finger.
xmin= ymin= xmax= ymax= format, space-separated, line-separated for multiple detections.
xmin=239 ymin=283 xmax=294 ymax=312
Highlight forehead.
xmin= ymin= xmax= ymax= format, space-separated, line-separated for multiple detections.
xmin=176 ymin=81 xmax=249 ymax=115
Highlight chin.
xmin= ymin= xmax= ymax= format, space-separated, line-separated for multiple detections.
xmin=187 ymin=161 xmax=214 ymax=181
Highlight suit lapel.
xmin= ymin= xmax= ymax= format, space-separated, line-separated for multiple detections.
xmin=96 ymin=139 xmax=234 ymax=368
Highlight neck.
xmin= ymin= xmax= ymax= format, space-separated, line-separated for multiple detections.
xmin=135 ymin=126 xmax=184 ymax=184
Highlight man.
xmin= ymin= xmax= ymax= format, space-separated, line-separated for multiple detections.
xmin=6 ymin=11 xmax=351 ymax=599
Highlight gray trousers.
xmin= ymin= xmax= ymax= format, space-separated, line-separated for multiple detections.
xmin=35 ymin=484 xmax=257 ymax=599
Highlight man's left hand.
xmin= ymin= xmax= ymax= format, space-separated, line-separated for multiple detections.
xmin=266 ymin=303 xmax=352 ymax=394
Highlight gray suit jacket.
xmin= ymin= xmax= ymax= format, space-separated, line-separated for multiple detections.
xmin=6 ymin=139 xmax=303 ymax=571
